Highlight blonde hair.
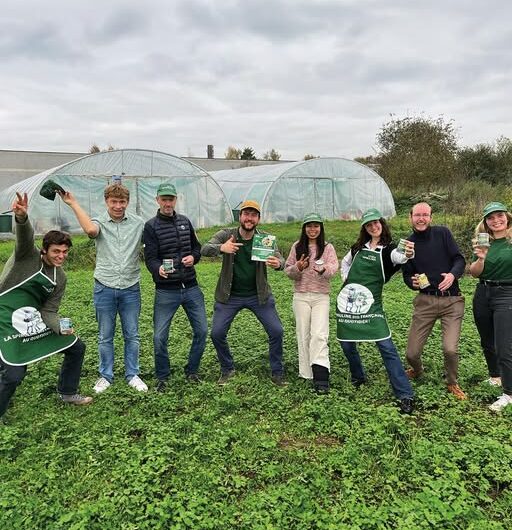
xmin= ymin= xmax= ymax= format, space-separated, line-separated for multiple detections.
xmin=104 ymin=183 xmax=129 ymax=201
xmin=474 ymin=211 xmax=512 ymax=242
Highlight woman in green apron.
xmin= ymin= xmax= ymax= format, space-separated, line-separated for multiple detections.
xmin=337 ymin=208 xmax=414 ymax=413
xmin=0 ymin=192 xmax=92 ymax=420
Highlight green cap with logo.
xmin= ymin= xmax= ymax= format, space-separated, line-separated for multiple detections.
xmin=302 ymin=212 xmax=323 ymax=225
xmin=361 ymin=208 xmax=382 ymax=226
xmin=483 ymin=201 xmax=508 ymax=218
xmin=157 ymin=182 xmax=177 ymax=197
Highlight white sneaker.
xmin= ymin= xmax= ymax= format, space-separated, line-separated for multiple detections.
xmin=489 ymin=394 xmax=512 ymax=412
xmin=93 ymin=377 xmax=111 ymax=394
xmin=487 ymin=377 xmax=502 ymax=386
xmin=128 ymin=375 xmax=148 ymax=392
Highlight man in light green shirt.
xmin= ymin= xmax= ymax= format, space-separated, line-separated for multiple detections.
xmin=60 ymin=184 xmax=148 ymax=394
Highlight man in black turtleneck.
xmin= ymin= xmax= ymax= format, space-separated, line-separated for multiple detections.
xmin=402 ymin=202 xmax=467 ymax=400
xmin=144 ymin=182 xmax=208 ymax=391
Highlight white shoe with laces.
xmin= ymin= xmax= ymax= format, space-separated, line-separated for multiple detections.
xmin=489 ymin=394 xmax=512 ymax=412
xmin=128 ymin=375 xmax=148 ymax=392
xmin=93 ymin=377 xmax=111 ymax=394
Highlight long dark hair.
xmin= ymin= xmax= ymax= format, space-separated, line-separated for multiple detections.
xmin=295 ymin=223 xmax=326 ymax=260
xmin=351 ymin=218 xmax=392 ymax=255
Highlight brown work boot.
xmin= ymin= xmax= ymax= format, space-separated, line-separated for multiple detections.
xmin=405 ymin=368 xmax=422 ymax=380
xmin=447 ymin=384 xmax=467 ymax=400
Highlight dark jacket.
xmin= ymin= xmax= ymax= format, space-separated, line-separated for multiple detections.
xmin=144 ymin=210 xmax=201 ymax=289
xmin=201 ymin=227 xmax=284 ymax=304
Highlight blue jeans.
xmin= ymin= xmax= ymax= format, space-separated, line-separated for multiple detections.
xmin=153 ymin=285 xmax=208 ymax=380
xmin=94 ymin=280 xmax=141 ymax=382
xmin=211 ymin=295 xmax=284 ymax=376
xmin=340 ymin=338 xmax=413 ymax=400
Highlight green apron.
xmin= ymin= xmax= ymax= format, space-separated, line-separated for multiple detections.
xmin=0 ymin=266 xmax=77 ymax=366
xmin=336 ymin=247 xmax=391 ymax=342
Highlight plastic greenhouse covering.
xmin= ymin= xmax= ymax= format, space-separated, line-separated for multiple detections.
xmin=211 ymin=158 xmax=396 ymax=223
xmin=0 ymin=149 xmax=233 ymax=234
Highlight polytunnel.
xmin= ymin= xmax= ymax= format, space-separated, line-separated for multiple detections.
xmin=210 ymin=157 xmax=396 ymax=223
xmin=0 ymin=149 xmax=233 ymax=234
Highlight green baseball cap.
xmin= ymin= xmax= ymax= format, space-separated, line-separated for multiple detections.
xmin=157 ymin=182 xmax=177 ymax=197
xmin=302 ymin=212 xmax=323 ymax=225
xmin=483 ymin=202 xmax=508 ymax=218
xmin=39 ymin=179 xmax=66 ymax=201
xmin=361 ymin=208 xmax=382 ymax=226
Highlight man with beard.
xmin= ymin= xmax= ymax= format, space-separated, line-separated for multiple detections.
xmin=201 ymin=200 xmax=286 ymax=386
xmin=402 ymin=202 xmax=467 ymax=400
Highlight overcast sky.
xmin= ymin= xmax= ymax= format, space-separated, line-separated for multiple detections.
xmin=1 ymin=0 xmax=511 ymax=160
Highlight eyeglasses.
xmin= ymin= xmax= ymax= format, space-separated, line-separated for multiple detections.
xmin=412 ymin=213 xmax=431 ymax=218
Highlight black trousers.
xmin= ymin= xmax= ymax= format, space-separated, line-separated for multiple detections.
xmin=0 ymin=338 xmax=86 ymax=418
xmin=473 ymin=284 xmax=512 ymax=393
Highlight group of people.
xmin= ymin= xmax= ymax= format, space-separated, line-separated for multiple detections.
xmin=1 ymin=181 xmax=511 ymax=421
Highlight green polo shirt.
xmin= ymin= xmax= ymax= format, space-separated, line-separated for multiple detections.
xmin=230 ymin=235 xmax=257 ymax=297
xmin=91 ymin=210 xmax=144 ymax=289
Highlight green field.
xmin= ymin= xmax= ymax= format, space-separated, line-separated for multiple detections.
xmin=1 ymin=221 xmax=511 ymax=529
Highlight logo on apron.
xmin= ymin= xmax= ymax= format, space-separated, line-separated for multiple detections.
xmin=12 ymin=307 xmax=49 ymax=336
xmin=337 ymin=284 xmax=374 ymax=314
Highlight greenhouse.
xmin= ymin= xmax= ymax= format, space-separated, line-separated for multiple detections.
xmin=210 ymin=157 xmax=396 ymax=223
xmin=0 ymin=149 xmax=233 ymax=234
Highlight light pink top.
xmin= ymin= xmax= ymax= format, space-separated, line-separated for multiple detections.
xmin=284 ymin=242 xmax=339 ymax=294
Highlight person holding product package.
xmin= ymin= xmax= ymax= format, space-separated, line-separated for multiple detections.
xmin=470 ymin=202 xmax=512 ymax=412
xmin=284 ymin=213 xmax=338 ymax=393
xmin=201 ymin=200 xmax=286 ymax=386
xmin=402 ymin=202 xmax=467 ymax=400
xmin=0 ymin=192 xmax=92 ymax=420
xmin=336 ymin=208 xmax=414 ymax=413
xmin=143 ymin=182 xmax=208 ymax=391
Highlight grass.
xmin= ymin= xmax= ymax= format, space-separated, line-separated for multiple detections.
xmin=1 ymin=219 xmax=511 ymax=529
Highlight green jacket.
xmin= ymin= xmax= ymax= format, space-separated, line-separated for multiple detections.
xmin=201 ymin=227 xmax=284 ymax=304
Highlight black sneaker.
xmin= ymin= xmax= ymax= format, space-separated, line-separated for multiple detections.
xmin=187 ymin=373 xmax=202 ymax=383
xmin=217 ymin=370 xmax=236 ymax=385
xmin=399 ymin=397 xmax=414 ymax=414
xmin=314 ymin=383 xmax=330 ymax=395
xmin=156 ymin=380 xmax=167 ymax=392
xmin=271 ymin=374 xmax=288 ymax=387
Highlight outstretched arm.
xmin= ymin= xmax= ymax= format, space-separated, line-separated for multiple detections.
xmin=58 ymin=191 xmax=99 ymax=237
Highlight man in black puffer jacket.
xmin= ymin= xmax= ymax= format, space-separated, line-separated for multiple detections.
xmin=144 ymin=182 xmax=207 ymax=391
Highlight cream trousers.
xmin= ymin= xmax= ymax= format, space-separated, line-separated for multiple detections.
xmin=292 ymin=292 xmax=331 ymax=378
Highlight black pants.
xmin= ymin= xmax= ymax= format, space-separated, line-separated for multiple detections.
xmin=473 ymin=284 xmax=512 ymax=393
xmin=0 ymin=338 xmax=86 ymax=418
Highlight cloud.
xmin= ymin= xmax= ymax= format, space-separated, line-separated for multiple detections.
xmin=1 ymin=0 xmax=512 ymax=159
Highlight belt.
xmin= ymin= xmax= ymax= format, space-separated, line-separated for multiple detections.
xmin=479 ymin=279 xmax=512 ymax=286
xmin=421 ymin=290 xmax=461 ymax=297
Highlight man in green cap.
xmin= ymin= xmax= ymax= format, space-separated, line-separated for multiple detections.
xmin=143 ymin=182 xmax=207 ymax=391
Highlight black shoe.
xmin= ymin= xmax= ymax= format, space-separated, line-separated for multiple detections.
xmin=187 ymin=373 xmax=202 ymax=383
xmin=353 ymin=379 xmax=367 ymax=389
xmin=271 ymin=374 xmax=288 ymax=387
xmin=314 ymin=383 xmax=330 ymax=395
xmin=399 ymin=397 xmax=414 ymax=414
xmin=156 ymin=380 xmax=167 ymax=392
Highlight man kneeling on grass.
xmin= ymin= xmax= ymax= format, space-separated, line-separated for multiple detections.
xmin=0 ymin=192 xmax=92 ymax=422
